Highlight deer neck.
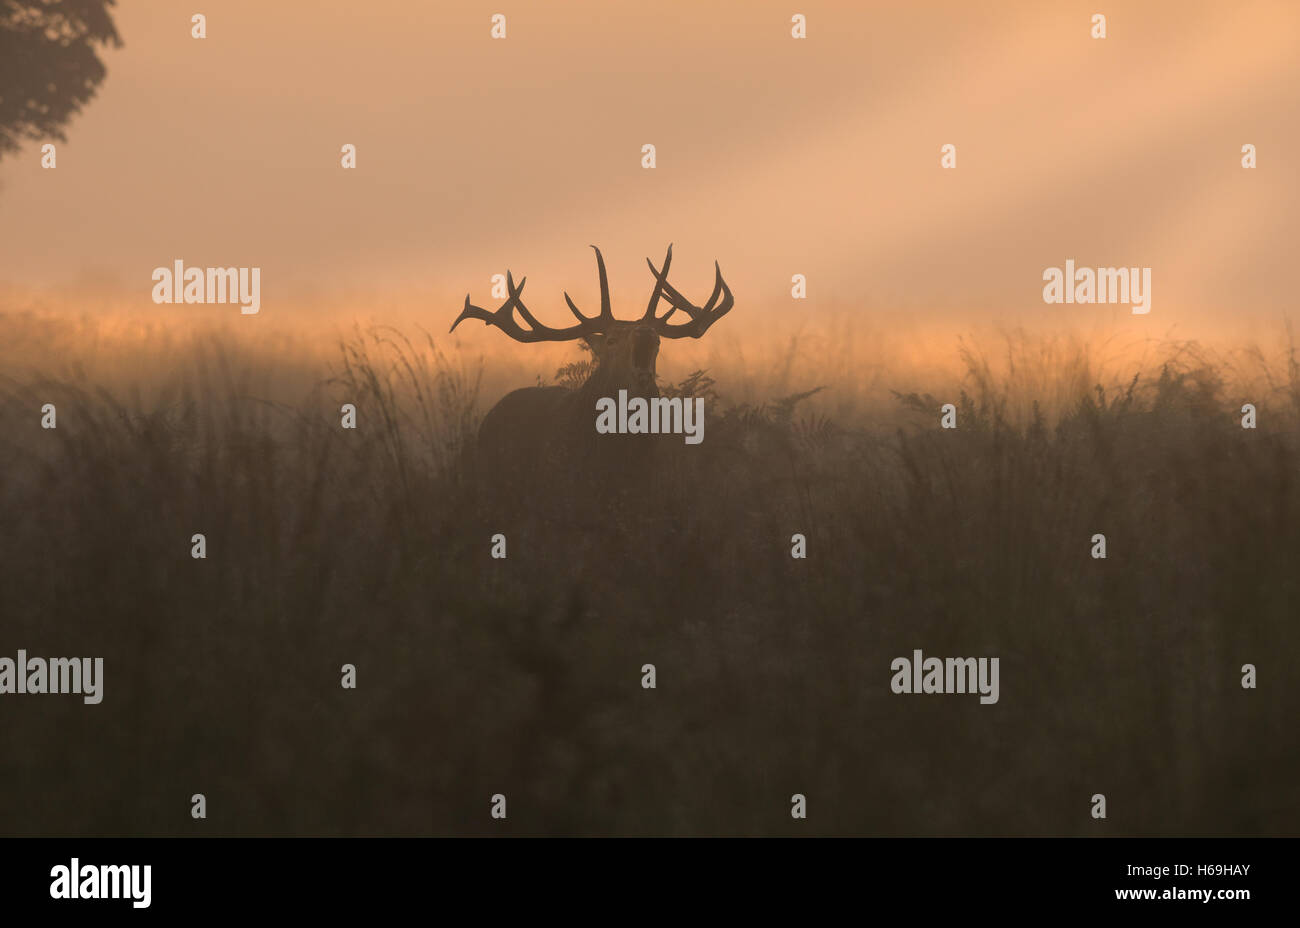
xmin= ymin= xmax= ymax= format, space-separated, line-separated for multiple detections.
xmin=578 ymin=363 xmax=658 ymax=406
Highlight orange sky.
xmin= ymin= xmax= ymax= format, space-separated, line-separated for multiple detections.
xmin=1 ymin=0 xmax=1297 ymax=351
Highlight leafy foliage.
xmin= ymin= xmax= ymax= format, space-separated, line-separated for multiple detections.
xmin=0 ymin=0 xmax=121 ymax=155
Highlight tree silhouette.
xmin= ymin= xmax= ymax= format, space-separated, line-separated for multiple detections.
xmin=0 ymin=0 xmax=121 ymax=156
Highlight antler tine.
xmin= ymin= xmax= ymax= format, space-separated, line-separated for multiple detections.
xmin=564 ymin=245 xmax=616 ymax=324
xmin=592 ymin=245 xmax=613 ymax=321
xmin=705 ymin=261 xmax=733 ymax=313
xmin=644 ymin=252 xmax=734 ymax=339
xmin=641 ymin=243 xmax=673 ymax=322
xmin=562 ymin=291 xmax=589 ymax=324
xmin=449 ymin=270 xmax=526 ymax=332
xmin=450 ymin=256 xmax=615 ymax=343
xmin=449 ymin=293 xmax=492 ymax=333
xmin=504 ymin=271 xmax=548 ymax=331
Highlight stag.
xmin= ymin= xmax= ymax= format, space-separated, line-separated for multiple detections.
xmin=450 ymin=245 xmax=733 ymax=480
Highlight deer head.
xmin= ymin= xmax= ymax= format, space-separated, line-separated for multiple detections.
xmin=450 ymin=244 xmax=734 ymax=401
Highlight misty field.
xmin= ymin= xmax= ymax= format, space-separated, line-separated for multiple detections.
xmin=0 ymin=309 xmax=1296 ymax=836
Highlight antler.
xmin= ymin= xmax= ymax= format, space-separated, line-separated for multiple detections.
xmin=642 ymin=244 xmax=734 ymax=339
xmin=450 ymin=244 xmax=733 ymax=341
xmin=449 ymin=247 xmax=611 ymax=343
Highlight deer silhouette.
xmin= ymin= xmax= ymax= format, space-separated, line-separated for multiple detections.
xmin=450 ymin=245 xmax=733 ymax=480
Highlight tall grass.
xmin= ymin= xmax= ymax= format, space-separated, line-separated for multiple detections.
xmin=0 ymin=316 xmax=1295 ymax=836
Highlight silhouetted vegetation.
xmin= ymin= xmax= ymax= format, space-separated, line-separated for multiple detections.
xmin=0 ymin=0 xmax=121 ymax=156
xmin=0 ymin=322 xmax=1294 ymax=835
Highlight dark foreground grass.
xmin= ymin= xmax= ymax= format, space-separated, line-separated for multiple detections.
xmin=0 ymin=325 xmax=1296 ymax=836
